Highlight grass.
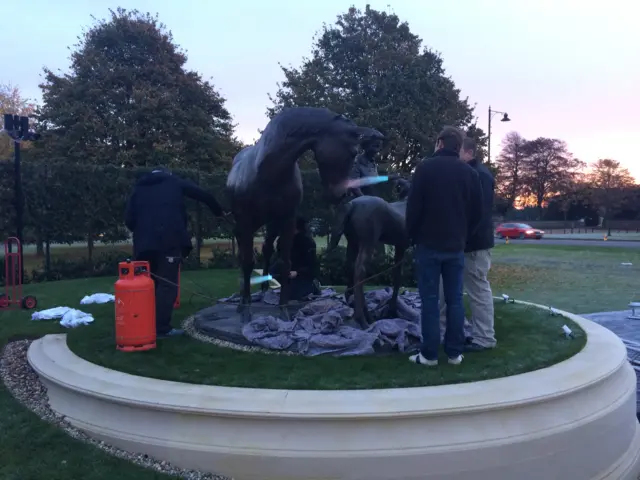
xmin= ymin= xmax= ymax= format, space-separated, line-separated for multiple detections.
xmin=545 ymin=232 xmax=640 ymax=241
xmin=490 ymin=244 xmax=640 ymax=313
xmin=65 ymin=273 xmax=584 ymax=389
xmin=0 ymin=243 xmax=626 ymax=478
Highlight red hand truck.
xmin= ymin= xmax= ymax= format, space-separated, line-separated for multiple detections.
xmin=0 ymin=237 xmax=38 ymax=310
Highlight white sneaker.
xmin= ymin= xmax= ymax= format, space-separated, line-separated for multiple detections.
xmin=409 ymin=353 xmax=438 ymax=366
xmin=448 ymin=355 xmax=464 ymax=365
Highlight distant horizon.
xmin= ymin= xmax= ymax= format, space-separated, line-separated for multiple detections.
xmin=2 ymin=0 xmax=637 ymax=180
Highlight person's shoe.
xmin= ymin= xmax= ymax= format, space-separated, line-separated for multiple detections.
xmin=409 ymin=353 xmax=438 ymax=366
xmin=448 ymin=355 xmax=464 ymax=365
xmin=157 ymin=328 xmax=185 ymax=339
xmin=464 ymin=342 xmax=491 ymax=353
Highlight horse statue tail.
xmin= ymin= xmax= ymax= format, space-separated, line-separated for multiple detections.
xmin=328 ymin=201 xmax=353 ymax=251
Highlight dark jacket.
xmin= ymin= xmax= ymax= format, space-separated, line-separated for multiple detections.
xmin=405 ymin=149 xmax=484 ymax=253
xmin=465 ymin=158 xmax=495 ymax=253
xmin=125 ymin=171 xmax=224 ymax=257
xmin=276 ymin=233 xmax=318 ymax=279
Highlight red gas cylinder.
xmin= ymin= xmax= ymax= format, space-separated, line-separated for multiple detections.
xmin=114 ymin=260 xmax=156 ymax=352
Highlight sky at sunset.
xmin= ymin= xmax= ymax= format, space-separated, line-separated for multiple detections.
xmin=2 ymin=0 xmax=638 ymax=179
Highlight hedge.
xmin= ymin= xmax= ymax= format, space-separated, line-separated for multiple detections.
xmin=0 ymin=245 xmax=417 ymax=291
xmin=0 ymin=161 xmax=399 ymax=279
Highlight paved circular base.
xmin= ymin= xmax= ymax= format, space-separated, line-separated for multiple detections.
xmin=28 ymin=302 xmax=640 ymax=480
xmin=192 ymin=301 xmax=309 ymax=346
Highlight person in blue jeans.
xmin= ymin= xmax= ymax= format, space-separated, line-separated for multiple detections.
xmin=405 ymin=127 xmax=484 ymax=366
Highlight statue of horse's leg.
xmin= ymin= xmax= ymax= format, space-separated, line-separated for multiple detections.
xmin=387 ymin=245 xmax=406 ymax=318
xmin=344 ymin=238 xmax=358 ymax=305
xmin=275 ymin=218 xmax=296 ymax=320
xmin=353 ymin=246 xmax=373 ymax=329
xmin=261 ymin=223 xmax=278 ymax=293
xmin=236 ymin=228 xmax=254 ymax=323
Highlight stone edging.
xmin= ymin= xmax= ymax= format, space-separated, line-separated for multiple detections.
xmin=24 ymin=300 xmax=640 ymax=479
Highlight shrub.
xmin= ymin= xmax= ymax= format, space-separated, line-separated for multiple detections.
xmin=21 ymin=243 xmax=418 ymax=290
xmin=181 ymin=251 xmax=203 ymax=271
xmin=31 ymin=250 xmax=130 ymax=282
xmin=207 ymin=250 xmax=237 ymax=269
xmin=317 ymin=246 xmax=416 ymax=287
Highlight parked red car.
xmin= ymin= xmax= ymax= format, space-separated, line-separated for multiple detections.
xmin=495 ymin=223 xmax=545 ymax=240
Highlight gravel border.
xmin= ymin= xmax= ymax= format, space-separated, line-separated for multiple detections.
xmin=0 ymin=340 xmax=231 ymax=480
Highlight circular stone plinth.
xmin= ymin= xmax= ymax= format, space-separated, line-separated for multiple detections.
xmin=192 ymin=301 xmax=303 ymax=346
xmin=27 ymin=301 xmax=640 ymax=480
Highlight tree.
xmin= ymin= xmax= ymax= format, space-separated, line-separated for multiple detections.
xmin=37 ymin=8 xmax=237 ymax=171
xmin=0 ymin=84 xmax=38 ymax=159
xmin=519 ymin=137 xmax=584 ymax=217
xmin=495 ymin=131 xmax=527 ymax=212
xmin=554 ymin=172 xmax=588 ymax=223
xmin=267 ymin=4 xmax=478 ymax=173
xmin=586 ymin=159 xmax=636 ymax=235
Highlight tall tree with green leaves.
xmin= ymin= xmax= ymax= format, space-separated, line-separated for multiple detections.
xmin=587 ymin=159 xmax=636 ymax=235
xmin=520 ymin=137 xmax=585 ymax=218
xmin=267 ymin=4 xmax=480 ymax=173
xmin=495 ymin=131 xmax=527 ymax=212
xmin=37 ymin=8 xmax=238 ymax=171
xmin=0 ymin=84 xmax=38 ymax=160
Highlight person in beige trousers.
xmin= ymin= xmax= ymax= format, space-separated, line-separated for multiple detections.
xmin=439 ymin=138 xmax=497 ymax=352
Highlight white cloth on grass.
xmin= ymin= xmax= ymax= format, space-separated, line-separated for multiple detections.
xmin=31 ymin=307 xmax=94 ymax=328
xmin=80 ymin=293 xmax=115 ymax=304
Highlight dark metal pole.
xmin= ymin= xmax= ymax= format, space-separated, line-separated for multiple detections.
xmin=487 ymin=106 xmax=492 ymax=167
xmin=14 ymin=138 xmax=24 ymax=272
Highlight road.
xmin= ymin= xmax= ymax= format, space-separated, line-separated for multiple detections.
xmin=501 ymin=238 xmax=640 ymax=249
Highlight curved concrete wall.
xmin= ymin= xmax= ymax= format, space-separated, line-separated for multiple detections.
xmin=28 ymin=303 xmax=640 ymax=480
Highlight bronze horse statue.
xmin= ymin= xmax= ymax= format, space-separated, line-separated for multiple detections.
xmin=226 ymin=107 xmax=377 ymax=321
xmin=328 ymin=178 xmax=411 ymax=328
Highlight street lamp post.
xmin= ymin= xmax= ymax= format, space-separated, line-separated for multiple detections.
xmin=487 ymin=106 xmax=511 ymax=166
xmin=2 ymin=114 xmax=39 ymax=271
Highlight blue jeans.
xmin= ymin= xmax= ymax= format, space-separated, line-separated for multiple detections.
xmin=414 ymin=245 xmax=465 ymax=360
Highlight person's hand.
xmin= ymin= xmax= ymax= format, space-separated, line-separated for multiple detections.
xmin=289 ymin=271 xmax=298 ymax=279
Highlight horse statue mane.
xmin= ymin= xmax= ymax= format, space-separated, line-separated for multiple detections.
xmin=228 ymin=107 xmax=356 ymax=191
xmin=261 ymin=107 xmax=355 ymax=144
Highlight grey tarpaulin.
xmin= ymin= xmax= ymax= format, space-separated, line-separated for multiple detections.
xmin=218 ymin=288 xmax=468 ymax=356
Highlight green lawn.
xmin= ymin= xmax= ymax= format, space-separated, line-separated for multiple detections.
xmin=65 ymin=273 xmax=584 ymax=389
xmin=0 ymin=243 xmax=628 ymax=478
xmin=489 ymin=244 xmax=640 ymax=313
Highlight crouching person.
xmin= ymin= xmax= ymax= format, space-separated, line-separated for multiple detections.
xmin=270 ymin=217 xmax=320 ymax=300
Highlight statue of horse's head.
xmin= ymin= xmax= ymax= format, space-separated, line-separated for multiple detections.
xmin=314 ymin=116 xmax=383 ymax=200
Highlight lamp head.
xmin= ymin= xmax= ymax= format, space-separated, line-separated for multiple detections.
xmin=501 ymin=113 xmax=511 ymax=122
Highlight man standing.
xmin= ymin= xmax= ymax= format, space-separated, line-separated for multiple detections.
xmin=125 ymin=168 xmax=227 ymax=338
xmin=457 ymin=138 xmax=497 ymax=351
xmin=405 ymin=127 xmax=484 ymax=366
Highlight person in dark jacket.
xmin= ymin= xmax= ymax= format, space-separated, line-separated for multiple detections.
xmin=271 ymin=217 xmax=320 ymax=300
xmin=405 ymin=127 xmax=484 ymax=367
xmin=124 ymin=168 xmax=227 ymax=338
xmin=438 ymin=137 xmax=497 ymax=351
